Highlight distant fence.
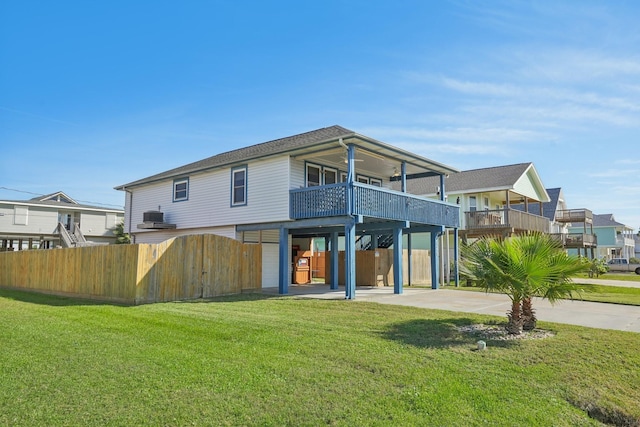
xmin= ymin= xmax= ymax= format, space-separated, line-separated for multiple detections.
xmin=0 ymin=234 xmax=261 ymax=304
xmin=330 ymin=249 xmax=432 ymax=286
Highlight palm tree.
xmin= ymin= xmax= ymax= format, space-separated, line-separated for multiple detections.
xmin=461 ymin=234 xmax=585 ymax=334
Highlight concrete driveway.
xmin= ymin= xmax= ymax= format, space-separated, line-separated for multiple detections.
xmin=266 ymin=283 xmax=640 ymax=333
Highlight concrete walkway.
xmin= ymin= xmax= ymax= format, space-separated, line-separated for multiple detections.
xmin=266 ymin=283 xmax=640 ymax=333
xmin=573 ymin=277 xmax=640 ymax=288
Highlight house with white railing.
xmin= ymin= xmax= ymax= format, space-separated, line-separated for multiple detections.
xmin=0 ymin=191 xmax=124 ymax=250
xmin=115 ymin=126 xmax=461 ymax=298
xmin=568 ymin=213 xmax=635 ymax=260
xmin=394 ymin=163 xmax=551 ymax=239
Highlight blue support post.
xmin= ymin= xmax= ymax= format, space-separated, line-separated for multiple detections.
xmin=439 ymin=174 xmax=446 ymax=201
xmin=453 ymin=228 xmax=460 ymax=287
xmin=407 ymin=233 xmax=412 ymax=287
xmin=344 ymin=220 xmax=356 ymax=299
xmin=430 ymin=229 xmax=441 ymax=289
xmin=278 ymin=227 xmax=289 ymax=294
xmin=330 ymin=231 xmax=339 ymax=290
xmin=393 ymin=226 xmax=403 ymax=294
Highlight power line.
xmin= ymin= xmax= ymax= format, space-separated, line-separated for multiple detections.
xmin=0 ymin=186 xmax=124 ymax=209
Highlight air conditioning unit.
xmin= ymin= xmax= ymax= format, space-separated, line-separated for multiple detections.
xmin=143 ymin=211 xmax=164 ymax=223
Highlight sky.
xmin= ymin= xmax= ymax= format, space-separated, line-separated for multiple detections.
xmin=1 ymin=1 xmax=639 ymax=231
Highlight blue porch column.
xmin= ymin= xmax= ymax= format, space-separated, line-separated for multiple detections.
xmin=330 ymin=231 xmax=339 ymax=290
xmin=278 ymin=226 xmax=289 ymax=294
xmin=344 ymin=220 xmax=356 ymax=299
xmin=393 ymin=226 xmax=403 ymax=294
xmin=407 ymin=234 xmax=412 ymax=287
xmin=453 ymin=228 xmax=459 ymax=287
xmin=430 ymin=228 xmax=442 ymax=289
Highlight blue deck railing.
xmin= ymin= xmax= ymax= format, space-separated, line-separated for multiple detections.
xmin=290 ymin=182 xmax=460 ymax=228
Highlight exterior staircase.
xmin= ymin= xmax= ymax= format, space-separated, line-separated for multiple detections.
xmin=356 ymin=234 xmax=394 ymax=250
xmin=57 ymin=222 xmax=89 ymax=248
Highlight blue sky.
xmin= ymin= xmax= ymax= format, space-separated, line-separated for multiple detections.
xmin=1 ymin=1 xmax=639 ymax=231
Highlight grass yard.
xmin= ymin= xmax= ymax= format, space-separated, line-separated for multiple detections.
xmin=1 ymin=289 xmax=639 ymax=426
xmin=576 ymin=272 xmax=640 ymax=282
xmin=454 ymin=281 xmax=640 ymax=306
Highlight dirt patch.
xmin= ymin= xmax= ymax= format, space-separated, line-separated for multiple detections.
xmin=570 ymin=400 xmax=640 ymax=427
xmin=456 ymin=324 xmax=555 ymax=340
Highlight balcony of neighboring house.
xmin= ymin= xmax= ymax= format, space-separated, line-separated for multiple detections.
xmin=290 ymin=182 xmax=460 ymax=228
xmin=555 ymin=208 xmax=593 ymax=225
xmin=463 ymin=208 xmax=550 ymax=238
xmin=552 ymin=208 xmax=597 ymax=253
xmin=550 ymin=232 xmax=597 ymax=248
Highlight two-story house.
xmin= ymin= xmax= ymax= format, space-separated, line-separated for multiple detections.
xmin=0 ymin=191 xmax=124 ymax=250
xmin=115 ymin=125 xmax=461 ymax=298
xmin=512 ymin=188 xmax=597 ymax=258
xmin=568 ymin=213 xmax=635 ymax=260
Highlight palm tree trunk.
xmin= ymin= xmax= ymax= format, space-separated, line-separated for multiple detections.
xmin=522 ymin=297 xmax=537 ymax=330
xmin=506 ymin=299 xmax=523 ymax=335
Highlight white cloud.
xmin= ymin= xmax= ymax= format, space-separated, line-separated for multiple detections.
xmin=588 ymin=169 xmax=640 ymax=178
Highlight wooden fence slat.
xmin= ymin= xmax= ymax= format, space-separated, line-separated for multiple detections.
xmin=0 ymin=234 xmax=262 ymax=304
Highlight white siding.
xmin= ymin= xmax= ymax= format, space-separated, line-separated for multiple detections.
xmin=261 ymin=243 xmax=280 ymax=288
xmin=80 ymin=212 xmax=122 ymax=238
xmin=0 ymin=204 xmax=58 ymax=235
xmin=133 ymin=225 xmax=237 ymax=244
xmin=126 ymin=156 xmax=292 ymax=238
xmin=290 ymin=158 xmax=305 ymax=189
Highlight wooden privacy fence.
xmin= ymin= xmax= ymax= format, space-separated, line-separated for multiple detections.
xmin=0 ymin=234 xmax=261 ymax=304
xmin=328 ymin=249 xmax=432 ymax=286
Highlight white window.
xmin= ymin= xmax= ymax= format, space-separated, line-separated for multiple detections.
xmin=469 ymin=196 xmax=477 ymax=212
xmin=231 ymin=166 xmax=247 ymax=206
xmin=173 ymin=178 xmax=189 ymax=202
xmin=370 ymin=178 xmax=382 ymax=187
xmin=484 ymin=197 xmax=489 ymax=211
xmin=306 ymin=164 xmax=321 ymax=187
xmin=105 ymin=213 xmax=117 ymax=229
xmin=324 ymin=167 xmax=337 ymax=185
xmin=357 ymin=175 xmax=369 ymax=184
xmin=14 ymin=206 xmax=28 ymax=225
xmin=340 ymin=172 xmax=348 ymax=182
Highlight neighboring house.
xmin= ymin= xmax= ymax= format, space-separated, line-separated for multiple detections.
xmin=395 ymin=162 xmax=551 ymax=240
xmin=0 ymin=191 xmax=124 ymax=250
xmin=512 ymin=187 xmax=597 ymax=258
xmin=568 ymin=213 xmax=635 ymax=260
xmin=115 ymin=125 xmax=461 ymax=298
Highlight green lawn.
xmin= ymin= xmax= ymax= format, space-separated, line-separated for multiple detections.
xmin=1 ymin=289 xmax=639 ymax=426
xmin=576 ymin=272 xmax=640 ymax=282
xmin=454 ymin=281 xmax=640 ymax=306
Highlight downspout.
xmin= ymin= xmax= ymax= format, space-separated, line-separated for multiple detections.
xmin=124 ymin=188 xmax=135 ymax=244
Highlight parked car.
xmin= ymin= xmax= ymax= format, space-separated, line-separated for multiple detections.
xmin=607 ymin=258 xmax=640 ymax=275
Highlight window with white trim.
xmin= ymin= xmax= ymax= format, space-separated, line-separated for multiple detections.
xmin=306 ymin=164 xmax=321 ymax=186
xmin=14 ymin=206 xmax=28 ymax=225
xmin=369 ymin=178 xmax=382 ymax=187
xmin=231 ymin=166 xmax=247 ymax=206
xmin=469 ymin=196 xmax=477 ymax=212
xmin=173 ymin=178 xmax=189 ymax=202
xmin=357 ymin=175 xmax=369 ymax=184
xmin=324 ymin=167 xmax=337 ymax=185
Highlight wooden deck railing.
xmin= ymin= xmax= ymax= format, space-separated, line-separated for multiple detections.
xmin=550 ymin=233 xmax=597 ymax=247
xmin=290 ymin=182 xmax=460 ymax=228
xmin=555 ymin=208 xmax=593 ymax=223
xmin=465 ymin=209 xmax=550 ymax=234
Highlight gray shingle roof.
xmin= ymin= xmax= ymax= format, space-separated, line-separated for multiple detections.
xmin=116 ymin=125 xmax=356 ymax=189
xmin=512 ymin=187 xmax=561 ymax=220
xmin=592 ymin=214 xmax=625 ymax=228
xmin=393 ymin=162 xmax=533 ymax=195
